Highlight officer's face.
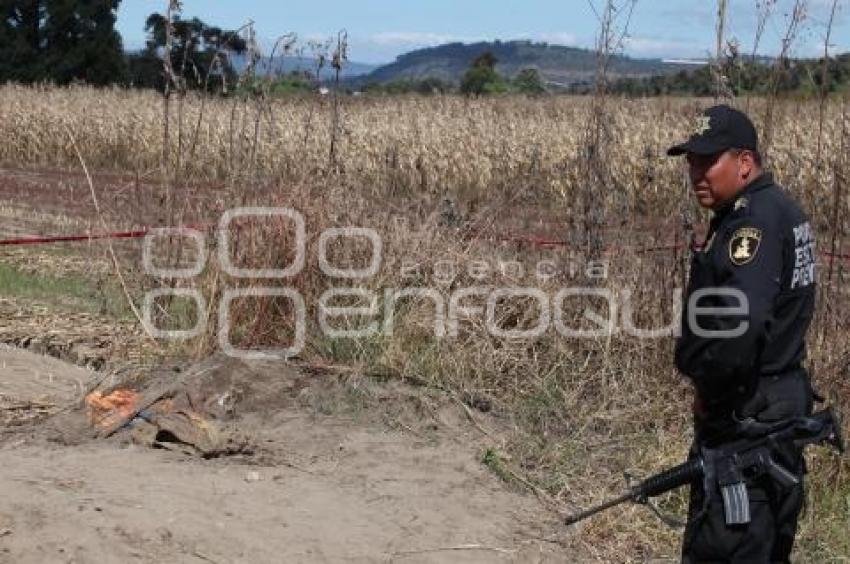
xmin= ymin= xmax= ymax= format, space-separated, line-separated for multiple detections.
xmin=686 ymin=150 xmax=753 ymax=210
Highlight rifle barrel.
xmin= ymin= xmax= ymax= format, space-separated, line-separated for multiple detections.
xmin=564 ymin=491 xmax=634 ymax=525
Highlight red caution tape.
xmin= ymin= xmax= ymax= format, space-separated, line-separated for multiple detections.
xmin=0 ymin=225 xmax=847 ymax=264
xmin=0 ymin=229 xmax=151 ymax=246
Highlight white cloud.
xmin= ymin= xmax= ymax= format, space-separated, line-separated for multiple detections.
xmin=623 ymin=36 xmax=710 ymax=58
xmin=369 ymin=32 xmax=479 ymax=47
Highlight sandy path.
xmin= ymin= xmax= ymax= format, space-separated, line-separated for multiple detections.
xmin=0 ymin=348 xmax=564 ymax=564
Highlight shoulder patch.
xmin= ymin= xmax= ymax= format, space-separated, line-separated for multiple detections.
xmin=729 ymin=227 xmax=762 ymax=265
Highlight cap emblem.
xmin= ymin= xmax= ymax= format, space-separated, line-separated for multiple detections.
xmin=693 ymin=115 xmax=712 ymax=136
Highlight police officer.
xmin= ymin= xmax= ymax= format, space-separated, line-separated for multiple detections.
xmin=668 ymin=105 xmax=816 ymax=562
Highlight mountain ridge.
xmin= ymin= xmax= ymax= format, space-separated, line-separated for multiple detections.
xmin=355 ymin=40 xmax=686 ymax=86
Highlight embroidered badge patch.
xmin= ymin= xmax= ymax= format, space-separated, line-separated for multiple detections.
xmin=729 ymin=227 xmax=762 ymax=265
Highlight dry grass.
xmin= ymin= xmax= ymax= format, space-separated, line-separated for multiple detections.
xmin=3 ymin=84 xmax=849 ymax=561
xmin=1 ymin=86 xmax=847 ymax=227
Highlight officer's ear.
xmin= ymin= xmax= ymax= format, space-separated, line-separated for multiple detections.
xmin=735 ymin=149 xmax=758 ymax=181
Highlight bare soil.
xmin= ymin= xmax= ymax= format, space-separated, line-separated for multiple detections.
xmin=0 ymin=347 xmax=565 ymax=564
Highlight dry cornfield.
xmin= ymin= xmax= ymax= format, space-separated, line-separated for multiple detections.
xmin=2 ymin=84 xmax=849 ymax=561
xmin=1 ymin=85 xmax=847 ymax=227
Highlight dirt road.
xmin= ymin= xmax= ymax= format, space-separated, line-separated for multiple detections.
xmin=0 ymin=347 xmax=564 ymax=564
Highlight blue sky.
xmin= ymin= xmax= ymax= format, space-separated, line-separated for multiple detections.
xmin=117 ymin=1 xmax=850 ymax=64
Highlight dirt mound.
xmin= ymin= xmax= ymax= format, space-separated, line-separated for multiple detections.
xmin=0 ymin=344 xmax=95 ymax=434
xmin=0 ymin=349 xmax=566 ymax=563
xmin=84 ymin=355 xmax=317 ymax=454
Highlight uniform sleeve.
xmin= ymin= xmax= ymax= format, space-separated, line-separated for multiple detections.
xmin=675 ymin=216 xmax=783 ymax=404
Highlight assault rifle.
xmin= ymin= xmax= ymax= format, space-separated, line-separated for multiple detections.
xmin=565 ymin=408 xmax=844 ymax=526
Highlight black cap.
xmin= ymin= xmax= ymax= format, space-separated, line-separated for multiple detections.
xmin=667 ymin=104 xmax=758 ymax=156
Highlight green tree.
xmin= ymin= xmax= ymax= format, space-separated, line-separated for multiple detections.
xmin=513 ymin=67 xmax=546 ymax=95
xmin=0 ymin=1 xmax=47 ymax=82
xmin=43 ymin=0 xmax=126 ymax=84
xmin=0 ymin=0 xmax=126 ymax=85
xmin=460 ymin=51 xmax=507 ymax=96
xmin=414 ymin=77 xmax=450 ymax=95
xmin=129 ymin=13 xmax=247 ymax=93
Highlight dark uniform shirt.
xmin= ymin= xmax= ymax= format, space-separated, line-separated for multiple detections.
xmin=675 ymin=172 xmax=816 ymax=442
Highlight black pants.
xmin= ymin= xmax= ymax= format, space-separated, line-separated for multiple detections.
xmin=681 ymin=468 xmax=805 ymax=563
xmin=682 ymin=372 xmax=811 ymax=563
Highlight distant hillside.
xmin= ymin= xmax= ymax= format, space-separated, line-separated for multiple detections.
xmin=611 ymin=52 xmax=850 ymax=97
xmin=233 ymin=55 xmax=378 ymax=80
xmin=356 ymin=40 xmax=685 ymax=87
